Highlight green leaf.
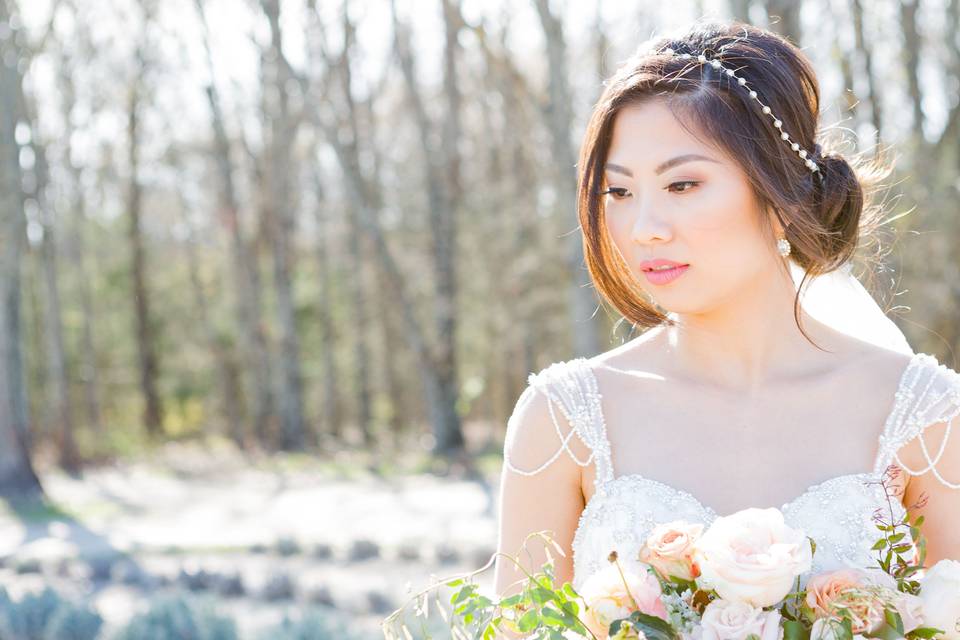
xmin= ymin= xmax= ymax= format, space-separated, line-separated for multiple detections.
xmin=872 ymin=611 xmax=906 ymax=640
xmin=530 ymin=586 xmax=556 ymax=605
xmin=888 ymin=608 xmax=905 ymax=635
xmin=871 ymin=539 xmax=888 ymax=551
xmin=447 ymin=578 xmax=464 ymax=587
xmin=452 ymin=584 xmax=476 ymax=605
xmin=518 ymin=608 xmax=539 ymax=633
xmin=498 ymin=594 xmax=522 ymax=608
xmin=482 ymin=621 xmax=497 ymax=640
xmin=624 ymin=611 xmax=680 ymax=640
xmin=561 ymin=582 xmax=580 ymax=601
xmin=541 ymin=606 xmax=565 ymax=625
xmin=840 ymin=617 xmax=854 ymax=640
xmin=907 ymin=626 xmax=945 ymax=639
xmin=783 ymin=619 xmax=810 ymax=640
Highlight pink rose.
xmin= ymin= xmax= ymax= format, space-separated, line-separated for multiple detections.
xmin=692 ymin=507 xmax=812 ymax=607
xmin=639 ymin=521 xmax=704 ymax=582
xmin=580 ymin=564 xmax=667 ymax=640
xmin=700 ymin=599 xmax=783 ymax=640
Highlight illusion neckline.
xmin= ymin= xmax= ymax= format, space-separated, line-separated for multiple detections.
xmin=579 ymin=350 xmax=927 ymax=518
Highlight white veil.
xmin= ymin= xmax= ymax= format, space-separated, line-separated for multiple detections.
xmin=787 ymin=258 xmax=914 ymax=356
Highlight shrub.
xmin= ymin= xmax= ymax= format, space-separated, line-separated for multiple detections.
xmin=113 ymin=591 xmax=237 ymax=640
xmin=258 ymin=608 xmax=356 ymax=640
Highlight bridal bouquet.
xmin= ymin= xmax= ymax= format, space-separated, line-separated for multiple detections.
xmin=381 ymin=470 xmax=960 ymax=640
xmin=567 ymin=507 xmax=958 ymax=640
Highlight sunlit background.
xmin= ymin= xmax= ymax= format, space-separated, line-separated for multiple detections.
xmin=0 ymin=0 xmax=957 ymax=637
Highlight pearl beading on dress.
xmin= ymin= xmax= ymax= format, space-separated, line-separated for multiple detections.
xmin=502 ymin=357 xmax=613 ymax=493
xmin=661 ymin=47 xmax=821 ymax=174
xmin=874 ymin=352 xmax=960 ymax=489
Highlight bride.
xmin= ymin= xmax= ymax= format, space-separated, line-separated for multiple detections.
xmin=493 ymin=20 xmax=960 ymax=608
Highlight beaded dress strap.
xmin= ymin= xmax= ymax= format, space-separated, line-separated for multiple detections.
xmin=502 ymin=358 xmax=614 ymax=495
xmin=874 ymin=352 xmax=960 ymax=489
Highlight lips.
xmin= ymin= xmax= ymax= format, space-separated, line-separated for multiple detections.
xmin=639 ymin=259 xmax=690 ymax=272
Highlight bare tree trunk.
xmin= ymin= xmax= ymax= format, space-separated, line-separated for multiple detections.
xmin=195 ymin=0 xmax=273 ymax=446
xmin=261 ymin=0 xmax=306 ymax=451
xmin=850 ymin=0 xmax=883 ymax=146
xmin=309 ymin=171 xmax=343 ymax=443
xmin=58 ymin=61 xmax=102 ymax=437
xmin=177 ymin=189 xmax=245 ymax=446
xmin=762 ymin=0 xmax=801 ymax=43
xmin=730 ymin=0 xmax=752 ymax=20
xmin=374 ymin=263 xmax=404 ymax=445
xmin=126 ymin=33 xmax=163 ymax=438
xmin=899 ymin=0 xmax=924 ymax=143
xmin=30 ymin=125 xmax=80 ymax=473
xmin=390 ymin=0 xmax=465 ymax=455
xmin=0 ymin=0 xmax=42 ymax=497
xmin=307 ymin=0 xmax=468 ymax=458
xmin=532 ymin=0 xmax=603 ymax=359
xmin=346 ymin=201 xmax=373 ymax=447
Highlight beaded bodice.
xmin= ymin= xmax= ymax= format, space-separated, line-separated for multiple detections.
xmin=502 ymin=351 xmax=960 ymax=592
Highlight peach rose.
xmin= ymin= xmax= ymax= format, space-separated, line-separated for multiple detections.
xmin=824 ymin=590 xmax=887 ymax=636
xmin=692 ymin=507 xmax=812 ymax=607
xmin=700 ymin=599 xmax=783 ymax=640
xmin=580 ymin=563 xmax=667 ymax=640
xmin=807 ymin=567 xmax=923 ymax=635
xmin=639 ymin=521 xmax=704 ymax=582
xmin=805 ymin=569 xmax=868 ymax=618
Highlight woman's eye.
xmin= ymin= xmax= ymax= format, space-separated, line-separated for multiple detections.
xmin=599 ymin=187 xmax=630 ymax=200
xmin=667 ymin=180 xmax=699 ymax=194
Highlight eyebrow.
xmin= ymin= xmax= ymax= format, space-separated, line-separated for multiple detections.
xmin=605 ymin=154 xmax=720 ymax=177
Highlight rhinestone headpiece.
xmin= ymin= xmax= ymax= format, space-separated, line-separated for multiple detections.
xmin=662 ymin=47 xmax=820 ymax=174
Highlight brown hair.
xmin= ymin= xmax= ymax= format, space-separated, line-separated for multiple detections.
xmin=577 ymin=20 xmax=896 ymax=349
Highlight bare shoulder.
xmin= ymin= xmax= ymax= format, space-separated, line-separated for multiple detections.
xmin=587 ymin=327 xmax=671 ymax=381
xmin=849 ymin=347 xmax=915 ymax=391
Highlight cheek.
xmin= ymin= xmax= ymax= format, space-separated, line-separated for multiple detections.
xmin=604 ymin=210 xmax=632 ymax=254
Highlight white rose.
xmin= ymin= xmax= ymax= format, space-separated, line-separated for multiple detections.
xmin=894 ymin=592 xmax=926 ymax=634
xmin=920 ymin=559 xmax=960 ymax=640
xmin=693 ymin=507 xmax=813 ymax=607
xmin=700 ymin=599 xmax=782 ymax=640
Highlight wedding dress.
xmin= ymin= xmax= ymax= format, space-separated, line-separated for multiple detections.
xmin=502 ymin=351 xmax=960 ymax=592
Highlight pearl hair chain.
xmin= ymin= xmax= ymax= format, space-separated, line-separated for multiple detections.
xmin=662 ymin=48 xmax=821 ymax=174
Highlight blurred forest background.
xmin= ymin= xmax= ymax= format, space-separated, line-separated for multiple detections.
xmin=0 ymin=0 xmax=958 ymax=637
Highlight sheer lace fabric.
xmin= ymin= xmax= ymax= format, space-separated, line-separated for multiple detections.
xmin=502 ymin=351 xmax=960 ymax=592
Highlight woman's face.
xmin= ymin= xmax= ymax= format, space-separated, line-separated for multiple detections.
xmin=602 ymin=99 xmax=785 ymax=315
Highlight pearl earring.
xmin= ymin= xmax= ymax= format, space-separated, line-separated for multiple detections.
xmin=777 ymin=237 xmax=791 ymax=257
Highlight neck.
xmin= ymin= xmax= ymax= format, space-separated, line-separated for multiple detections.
xmin=658 ymin=264 xmax=849 ymax=394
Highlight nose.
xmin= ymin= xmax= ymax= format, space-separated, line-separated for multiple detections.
xmin=630 ymin=201 xmax=673 ymax=244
